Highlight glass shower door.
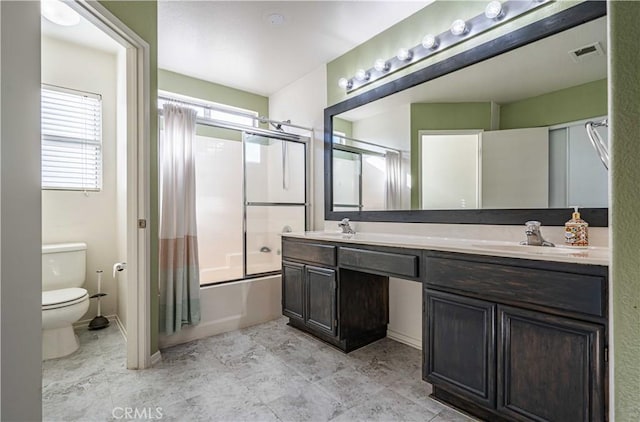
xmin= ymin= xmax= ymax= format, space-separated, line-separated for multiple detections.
xmin=244 ymin=133 xmax=307 ymax=276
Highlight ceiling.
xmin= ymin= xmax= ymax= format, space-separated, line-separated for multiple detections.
xmin=158 ymin=1 xmax=433 ymax=97
xmin=339 ymin=16 xmax=608 ymax=121
xmin=41 ymin=11 xmax=122 ymax=54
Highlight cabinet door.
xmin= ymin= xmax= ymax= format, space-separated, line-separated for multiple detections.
xmin=282 ymin=260 xmax=305 ymax=323
xmin=497 ymin=305 xmax=605 ymax=422
xmin=424 ymin=289 xmax=496 ymax=408
xmin=305 ymin=266 xmax=338 ymax=337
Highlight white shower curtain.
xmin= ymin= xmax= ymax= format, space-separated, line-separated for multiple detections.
xmin=159 ymin=103 xmax=201 ymax=335
xmin=385 ymin=150 xmax=402 ymax=210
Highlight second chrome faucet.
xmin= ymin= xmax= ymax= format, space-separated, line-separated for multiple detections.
xmin=521 ymin=221 xmax=554 ymax=247
xmin=338 ymin=218 xmax=356 ymax=234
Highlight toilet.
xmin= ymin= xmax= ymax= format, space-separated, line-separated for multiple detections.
xmin=42 ymin=242 xmax=90 ymax=360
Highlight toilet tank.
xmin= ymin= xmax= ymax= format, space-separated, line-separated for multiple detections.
xmin=42 ymin=242 xmax=87 ymax=291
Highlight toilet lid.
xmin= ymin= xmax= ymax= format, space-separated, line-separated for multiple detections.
xmin=42 ymin=288 xmax=88 ymax=310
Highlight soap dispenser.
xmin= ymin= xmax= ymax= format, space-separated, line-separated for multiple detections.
xmin=564 ymin=206 xmax=589 ymax=247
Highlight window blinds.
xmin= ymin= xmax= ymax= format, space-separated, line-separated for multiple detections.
xmin=41 ymin=85 xmax=103 ymax=191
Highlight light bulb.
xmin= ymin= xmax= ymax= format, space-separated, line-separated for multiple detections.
xmin=422 ymin=34 xmax=438 ymax=50
xmin=374 ymin=59 xmax=389 ymax=72
xmin=396 ymin=48 xmax=412 ymax=61
xmin=41 ymin=0 xmax=81 ymax=26
xmin=355 ymin=69 xmax=370 ymax=82
xmin=484 ymin=1 xmax=503 ymax=19
xmin=338 ymin=77 xmax=351 ymax=90
xmin=450 ymin=19 xmax=467 ymax=36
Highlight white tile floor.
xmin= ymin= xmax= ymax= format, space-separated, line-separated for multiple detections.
xmin=42 ymin=318 xmax=477 ymax=422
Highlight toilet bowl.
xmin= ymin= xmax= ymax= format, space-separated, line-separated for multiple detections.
xmin=42 ymin=242 xmax=89 ymax=360
xmin=42 ymin=288 xmax=90 ymax=359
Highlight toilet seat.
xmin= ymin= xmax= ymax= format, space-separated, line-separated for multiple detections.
xmin=42 ymin=288 xmax=89 ymax=310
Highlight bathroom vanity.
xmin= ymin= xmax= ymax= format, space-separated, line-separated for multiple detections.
xmin=281 ymin=232 xmax=608 ymax=422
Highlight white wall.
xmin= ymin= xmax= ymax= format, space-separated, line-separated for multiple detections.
xmin=0 ymin=2 xmax=42 ymax=420
xmin=41 ymin=37 xmax=120 ymax=322
xmin=269 ymin=65 xmax=326 ymax=230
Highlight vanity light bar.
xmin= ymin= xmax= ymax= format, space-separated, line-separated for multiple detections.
xmin=341 ymin=0 xmax=551 ymax=93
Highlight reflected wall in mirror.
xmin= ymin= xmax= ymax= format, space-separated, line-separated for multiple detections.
xmin=325 ymin=2 xmax=608 ymax=225
xmin=332 ymin=16 xmax=607 ymax=212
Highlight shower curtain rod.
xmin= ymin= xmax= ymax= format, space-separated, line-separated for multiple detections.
xmin=158 ymin=109 xmax=306 ymax=143
xmin=333 ymin=133 xmax=401 ymax=154
xmin=158 ymin=93 xmax=313 ymax=133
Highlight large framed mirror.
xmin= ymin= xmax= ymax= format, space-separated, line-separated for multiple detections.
xmin=324 ymin=1 xmax=608 ymax=226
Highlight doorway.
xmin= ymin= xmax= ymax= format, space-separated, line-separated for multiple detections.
xmin=40 ymin=1 xmax=150 ymax=370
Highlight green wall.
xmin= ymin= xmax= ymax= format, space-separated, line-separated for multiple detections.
xmin=500 ymin=79 xmax=607 ymax=129
xmin=159 ymin=69 xmax=268 ymax=119
xmin=98 ymin=0 xmax=159 ymax=355
xmin=410 ymin=102 xmax=493 ymax=207
xmin=159 ymin=69 xmax=269 ymax=141
xmin=333 ymin=117 xmax=353 ymax=138
xmin=327 ymin=1 xmax=582 ymax=106
xmin=610 ymin=2 xmax=640 ymax=420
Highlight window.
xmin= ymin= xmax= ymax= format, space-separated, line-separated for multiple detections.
xmin=41 ymin=85 xmax=102 ymax=191
xmin=158 ymin=90 xmax=259 ymax=128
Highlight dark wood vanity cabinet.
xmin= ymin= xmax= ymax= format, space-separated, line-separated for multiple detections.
xmin=282 ymin=260 xmax=338 ymax=338
xmin=281 ymin=238 xmax=390 ymax=352
xmin=424 ymin=251 xmax=608 ymax=422
xmin=281 ymin=239 xmax=339 ymax=340
xmin=497 ymin=305 xmax=604 ymax=422
xmin=425 ymin=290 xmax=496 ymax=408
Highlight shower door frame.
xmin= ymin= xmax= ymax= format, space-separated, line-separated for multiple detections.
xmin=242 ymin=130 xmax=311 ymax=279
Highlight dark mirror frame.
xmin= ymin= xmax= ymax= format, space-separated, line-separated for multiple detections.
xmin=324 ymin=1 xmax=608 ymax=227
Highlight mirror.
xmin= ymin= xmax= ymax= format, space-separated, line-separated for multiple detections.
xmin=325 ymin=2 xmax=608 ymax=226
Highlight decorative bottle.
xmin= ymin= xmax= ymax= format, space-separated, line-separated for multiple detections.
xmin=564 ymin=206 xmax=588 ymax=247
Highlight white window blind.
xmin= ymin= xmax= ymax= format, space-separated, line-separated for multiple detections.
xmin=42 ymin=85 xmax=103 ymax=191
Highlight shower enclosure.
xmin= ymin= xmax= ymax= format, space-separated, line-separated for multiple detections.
xmin=195 ymin=129 xmax=309 ymax=284
xmin=160 ymin=94 xmax=310 ymax=285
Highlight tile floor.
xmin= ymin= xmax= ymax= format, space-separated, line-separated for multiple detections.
xmin=43 ymin=318 xmax=477 ymax=422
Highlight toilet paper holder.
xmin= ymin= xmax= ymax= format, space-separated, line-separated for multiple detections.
xmin=113 ymin=262 xmax=127 ymax=278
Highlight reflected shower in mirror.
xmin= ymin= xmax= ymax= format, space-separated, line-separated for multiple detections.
xmin=331 ymin=15 xmax=608 ymax=213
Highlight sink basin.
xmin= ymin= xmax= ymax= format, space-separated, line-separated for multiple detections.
xmin=471 ymin=243 xmax=592 ymax=256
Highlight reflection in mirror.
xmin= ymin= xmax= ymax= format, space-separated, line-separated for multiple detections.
xmin=331 ymin=15 xmax=607 ymax=213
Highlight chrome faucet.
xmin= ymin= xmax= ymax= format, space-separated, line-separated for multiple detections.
xmin=521 ymin=221 xmax=554 ymax=247
xmin=338 ymin=218 xmax=356 ymax=234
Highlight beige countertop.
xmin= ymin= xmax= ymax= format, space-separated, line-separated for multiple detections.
xmin=283 ymin=231 xmax=609 ymax=266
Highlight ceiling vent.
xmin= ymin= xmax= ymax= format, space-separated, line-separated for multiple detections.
xmin=569 ymin=42 xmax=604 ymax=63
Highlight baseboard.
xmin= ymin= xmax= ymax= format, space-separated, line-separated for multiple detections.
xmin=387 ymin=329 xmax=422 ymax=350
xmin=113 ymin=314 xmax=127 ymax=340
xmin=158 ymin=312 xmax=282 ymax=349
xmin=150 ymin=350 xmax=162 ymax=366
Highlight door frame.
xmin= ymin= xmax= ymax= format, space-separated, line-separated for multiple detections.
xmin=72 ymin=0 xmax=151 ymax=369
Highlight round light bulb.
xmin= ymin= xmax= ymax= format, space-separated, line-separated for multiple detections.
xmin=450 ymin=19 xmax=467 ymax=36
xmin=374 ymin=59 xmax=389 ymax=72
xmin=422 ymin=34 xmax=438 ymax=50
xmin=338 ymin=77 xmax=351 ymax=90
xmin=396 ymin=48 xmax=412 ymax=61
xmin=484 ymin=1 xmax=503 ymax=19
xmin=354 ymin=69 xmax=369 ymax=82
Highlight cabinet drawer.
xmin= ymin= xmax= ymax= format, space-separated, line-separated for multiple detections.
xmin=282 ymin=240 xmax=336 ymax=267
xmin=425 ymin=256 xmax=605 ymax=318
xmin=339 ymin=247 xmax=418 ymax=278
